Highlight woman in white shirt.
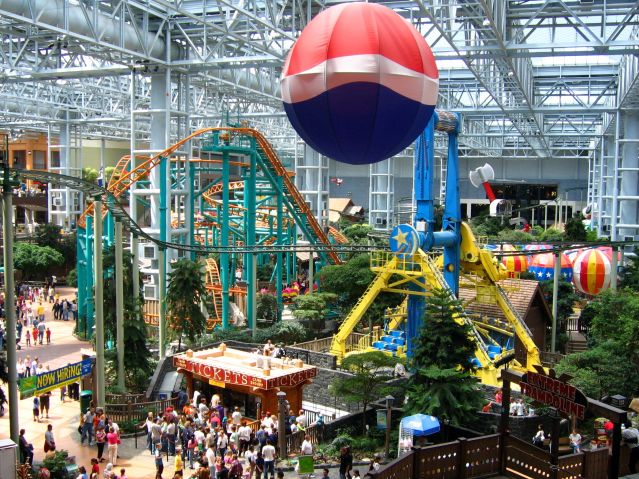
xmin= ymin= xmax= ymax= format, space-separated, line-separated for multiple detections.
xmin=300 ymin=435 xmax=313 ymax=455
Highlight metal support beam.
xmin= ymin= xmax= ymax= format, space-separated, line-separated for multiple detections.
xmin=115 ymin=220 xmax=125 ymax=390
xmin=2 ymin=169 xmax=19 ymax=443
xmin=94 ymin=198 xmax=105 ymax=406
xmin=551 ymin=252 xmax=561 ymax=353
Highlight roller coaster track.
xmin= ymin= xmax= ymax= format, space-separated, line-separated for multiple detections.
xmin=76 ymin=127 xmax=341 ymax=264
xmin=204 ymin=258 xmax=224 ymax=331
xmin=12 ymin=168 xmax=379 ymax=255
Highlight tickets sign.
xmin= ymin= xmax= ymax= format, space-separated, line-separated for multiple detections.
xmin=174 ymin=356 xmax=317 ymax=390
xmin=19 ymin=358 xmax=94 ymax=399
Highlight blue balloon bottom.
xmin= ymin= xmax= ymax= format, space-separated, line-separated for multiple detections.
xmin=284 ymin=82 xmax=435 ymax=165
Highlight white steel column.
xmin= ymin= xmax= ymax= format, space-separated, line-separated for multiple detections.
xmin=369 ymin=158 xmax=394 ymax=231
xmin=610 ymin=111 xmax=621 ymax=241
xmin=296 ymin=143 xmax=329 ymax=228
xmin=618 ymin=111 xmax=639 ymax=240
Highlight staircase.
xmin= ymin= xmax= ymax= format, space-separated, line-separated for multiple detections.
xmin=566 ymin=331 xmax=588 ymax=353
xmin=372 ymin=329 xmax=406 ymax=355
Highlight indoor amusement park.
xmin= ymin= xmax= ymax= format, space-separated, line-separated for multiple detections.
xmin=1 ymin=2 xmax=639 ymax=479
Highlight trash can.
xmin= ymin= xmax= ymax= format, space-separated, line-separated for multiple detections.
xmin=80 ymin=390 xmax=93 ymax=413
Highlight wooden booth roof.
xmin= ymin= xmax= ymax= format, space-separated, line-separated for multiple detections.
xmin=173 ymin=345 xmax=317 ymax=391
xmin=459 ymin=278 xmax=552 ymax=323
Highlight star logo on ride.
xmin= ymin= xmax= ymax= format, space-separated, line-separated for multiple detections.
xmin=390 ymin=224 xmax=419 ymax=259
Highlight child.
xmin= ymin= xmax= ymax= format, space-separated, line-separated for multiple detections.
xmin=174 ymin=446 xmax=183 ymax=475
xmin=46 ymin=328 xmax=51 ymax=344
xmin=31 ymin=326 xmax=38 ymax=346
xmin=32 ymin=396 xmax=40 ymax=422
xmin=352 ymin=470 xmax=361 ymax=479
xmin=25 ymin=329 xmax=31 ymax=347
xmin=118 ymin=469 xmax=127 ymax=479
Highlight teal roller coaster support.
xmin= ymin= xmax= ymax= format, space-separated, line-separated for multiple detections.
xmin=221 ymin=147 xmax=231 ymax=329
xmin=276 ymin=175 xmax=284 ymax=321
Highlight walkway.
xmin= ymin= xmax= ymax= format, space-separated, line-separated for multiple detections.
xmin=0 ymin=288 xmax=334 ymax=478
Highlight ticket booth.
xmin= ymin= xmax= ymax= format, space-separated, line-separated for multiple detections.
xmin=173 ymin=344 xmax=317 ymax=418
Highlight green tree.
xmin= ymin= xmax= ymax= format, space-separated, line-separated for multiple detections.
xmin=292 ymin=294 xmax=324 ymax=331
xmin=329 ymin=351 xmax=398 ymax=433
xmin=35 ymin=224 xmax=76 ymax=269
xmin=256 ymin=293 xmax=278 ymax=323
xmin=539 ymin=227 xmax=565 ymax=242
xmin=556 ymin=289 xmax=639 ymax=398
xmin=538 ymin=279 xmax=578 ymax=353
xmin=564 ymin=213 xmax=588 ymax=242
xmin=102 ymin=245 xmax=152 ymax=390
xmin=319 ymin=254 xmax=402 ymax=327
xmin=14 ymin=243 xmax=64 ymax=280
xmin=620 ymin=249 xmax=639 ymax=291
xmin=82 ymin=167 xmax=99 ymax=183
xmin=497 ymin=229 xmax=533 ymax=244
xmin=406 ymin=288 xmax=483 ymax=425
xmin=166 ymin=259 xmax=209 ymax=348
xmin=470 ymin=214 xmax=503 ymax=237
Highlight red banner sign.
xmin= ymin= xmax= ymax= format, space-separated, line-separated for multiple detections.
xmin=520 ymin=372 xmax=587 ymax=420
xmin=174 ymin=357 xmax=317 ymax=390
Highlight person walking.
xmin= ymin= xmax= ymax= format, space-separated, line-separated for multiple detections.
xmin=154 ymin=443 xmax=164 ymax=479
xmin=339 ymin=446 xmax=353 ymax=479
xmin=106 ymin=429 xmax=119 ymax=466
xmin=40 ymin=391 xmax=51 ymax=419
xmin=81 ymin=407 xmax=96 ymax=445
xmin=32 ymin=396 xmax=40 ymax=422
xmin=96 ymin=425 xmax=107 ymax=462
xmin=261 ymin=441 xmax=276 ymax=479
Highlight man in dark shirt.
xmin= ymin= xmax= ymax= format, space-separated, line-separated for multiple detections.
xmin=339 ymin=446 xmax=352 ymax=479
xmin=19 ymin=429 xmax=33 ymax=464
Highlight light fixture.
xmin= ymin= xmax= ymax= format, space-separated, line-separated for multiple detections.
xmin=482 ymin=18 xmax=491 ymax=26
xmin=611 ymin=395 xmax=628 ymax=409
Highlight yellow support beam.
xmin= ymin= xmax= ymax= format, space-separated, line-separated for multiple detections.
xmin=330 ymin=257 xmax=397 ymax=360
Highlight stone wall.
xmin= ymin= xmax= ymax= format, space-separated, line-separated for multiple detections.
xmin=303 ymin=367 xmax=361 ymax=413
xmin=285 ymin=346 xmax=337 ymax=369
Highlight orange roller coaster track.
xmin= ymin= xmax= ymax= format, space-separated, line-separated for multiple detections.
xmin=78 ymin=128 xmax=341 ymax=264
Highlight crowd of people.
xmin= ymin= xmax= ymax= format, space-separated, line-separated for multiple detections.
xmin=134 ymin=389 xmax=327 ymax=479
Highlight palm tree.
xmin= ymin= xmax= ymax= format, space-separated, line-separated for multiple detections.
xmin=166 ymin=259 xmax=209 ymax=350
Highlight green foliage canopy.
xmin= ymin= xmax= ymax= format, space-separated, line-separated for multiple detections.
xmin=406 ymin=288 xmax=483 ymax=425
xmin=564 ymin=214 xmax=588 ymax=242
xmin=14 ymin=243 xmax=64 ymax=280
xmin=319 ymin=254 xmax=402 ymax=327
xmin=102 ymin=245 xmax=152 ymax=386
xmin=329 ymin=351 xmax=398 ymax=433
xmin=556 ymin=289 xmax=639 ymax=398
xmin=166 ymin=259 xmax=209 ymax=344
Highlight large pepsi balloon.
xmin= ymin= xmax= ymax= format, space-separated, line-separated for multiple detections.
xmin=281 ymin=3 xmax=439 ymax=165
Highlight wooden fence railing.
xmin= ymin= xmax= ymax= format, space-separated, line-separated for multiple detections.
xmin=286 ymin=423 xmax=324 ymax=455
xmin=105 ymin=393 xmax=146 ymax=404
xmin=104 ymin=398 xmax=179 ymax=424
xmin=367 ymin=433 xmax=613 ymax=479
xmin=292 ymin=337 xmax=333 ymax=352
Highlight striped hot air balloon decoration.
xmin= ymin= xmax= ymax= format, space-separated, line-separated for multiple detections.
xmin=523 ymin=244 xmax=551 ymax=265
xmin=501 ymin=249 xmax=528 ymax=277
xmin=596 ymin=246 xmax=622 ymax=263
xmin=572 ymin=249 xmax=612 ymax=295
xmin=281 ymin=2 xmax=439 ymax=165
xmin=529 ymin=252 xmax=574 ymax=281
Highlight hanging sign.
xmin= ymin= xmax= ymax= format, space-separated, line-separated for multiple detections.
xmin=19 ymin=358 xmax=94 ymax=400
xmin=519 ymin=371 xmax=588 ymax=420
